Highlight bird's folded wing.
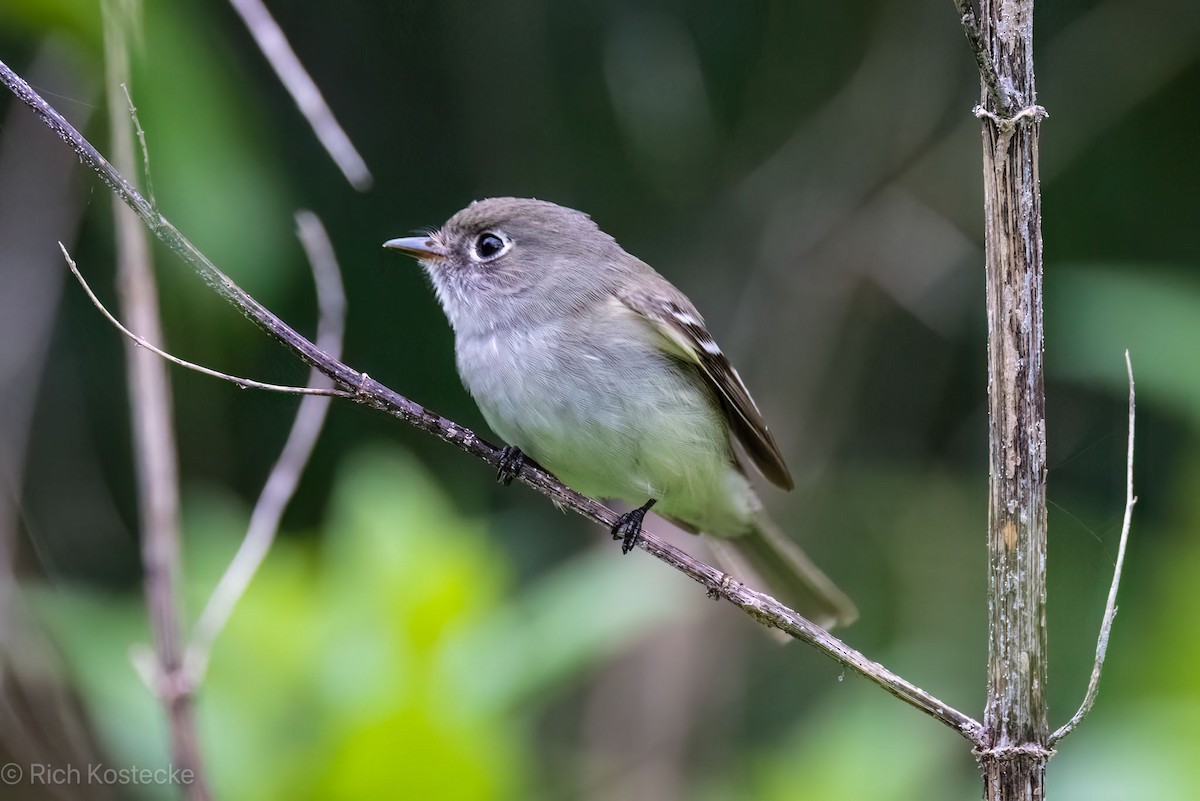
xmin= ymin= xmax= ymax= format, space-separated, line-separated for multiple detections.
xmin=615 ymin=284 xmax=794 ymax=490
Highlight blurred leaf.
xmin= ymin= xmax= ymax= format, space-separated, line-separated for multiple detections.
xmin=702 ymin=682 xmax=974 ymax=801
xmin=1048 ymin=265 xmax=1200 ymax=428
xmin=1048 ymin=700 xmax=1200 ymax=801
xmin=442 ymin=546 xmax=695 ymax=714
xmin=134 ymin=1 xmax=294 ymax=303
xmin=30 ymin=446 xmax=701 ymax=800
xmin=308 ymin=703 xmax=523 ymax=801
xmin=1124 ymin=455 xmax=1200 ymax=699
xmin=33 ymin=448 xmax=527 ymax=800
xmin=32 ymin=589 xmax=168 ymax=775
xmin=304 ymin=445 xmax=512 ymax=755
xmin=0 ymin=0 xmax=101 ymax=45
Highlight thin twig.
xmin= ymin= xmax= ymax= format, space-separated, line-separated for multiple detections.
xmin=227 ymin=0 xmax=372 ymax=190
xmin=184 ymin=211 xmax=345 ymax=682
xmin=62 ymin=244 xmax=351 ymax=399
xmin=120 ymin=82 xmax=156 ymax=211
xmin=952 ymin=0 xmax=1015 ymax=115
xmin=100 ymin=2 xmax=209 ymax=796
xmin=0 ymin=59 xmax=985 ymax=746
xmin=1049 ymin=350 xmax=1136 ymax=745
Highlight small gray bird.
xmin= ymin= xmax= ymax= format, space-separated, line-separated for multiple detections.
xmin=385 ymin=198 xmax=857 ymax=628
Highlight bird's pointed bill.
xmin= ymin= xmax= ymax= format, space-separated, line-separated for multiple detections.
xmin=383 ymin=236 xmax=444 ymax=258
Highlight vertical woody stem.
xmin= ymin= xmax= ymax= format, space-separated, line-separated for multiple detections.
xmin=976 ymin=0 xmax=1051 ymax=798
xmin=102 ymin=2 xmax=210 ymax=797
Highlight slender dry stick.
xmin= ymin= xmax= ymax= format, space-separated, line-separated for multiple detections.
xmin=63 ymin=245 xmax=349 ymax=399
xmin=185 ymin=211 xmax=345 ymax=682
xmin=227 ymin=0 xmax=372 ymax=190
xmin=100 ymin=2 xmax=209 ymax=798
xmin=1049 ymin=351 xmax=1136 ymax=745
xmin=120 ymin=82 xmax=156 ymax=210
xmin=972 ymin=0 xmax=1051 ymax=799
xmin=0 ymin=58 xmax=986 ymax=746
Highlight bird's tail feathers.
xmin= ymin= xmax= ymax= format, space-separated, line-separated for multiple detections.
xmin=707 ymin=515 xmax=858 ymax=632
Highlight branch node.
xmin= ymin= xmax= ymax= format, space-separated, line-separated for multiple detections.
xmin=973 ymin=104 xmax=1048 ymax=133
xmin=356 ymin=371 xmax=372 ymax=397
xmin=129 ymin=643 xmax=193 ymax=704
xmin=707 ymin=571 xmax=734 ymax=600
xmin=972 ymin=743 xmax=1055 ymax=763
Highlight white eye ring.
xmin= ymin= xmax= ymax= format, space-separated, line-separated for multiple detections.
xmin=472 ymin=231 xmax=512 ymax=262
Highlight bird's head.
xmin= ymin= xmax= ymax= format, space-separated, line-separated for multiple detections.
xmin=385 ymin=197 xmax=624 ymax=334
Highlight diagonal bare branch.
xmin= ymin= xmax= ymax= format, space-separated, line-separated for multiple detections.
xmin=0 ymin=58 xmax=985 ymax=747
xmin=952 ymin=0 xmax=1015 ymax=115
xmin=227 ymin=0 xmax=372 ymax=190
xmin=184 ymin=211 xmax=346 ymax=683
xmin=1049 ymin=350 xmax=1137 ymax=745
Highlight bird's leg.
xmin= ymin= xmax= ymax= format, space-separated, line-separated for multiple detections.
xmin=611 ymin=499 xmax=657 ymax=555
xmin=496 ymin=445 xmax=526 ymax=486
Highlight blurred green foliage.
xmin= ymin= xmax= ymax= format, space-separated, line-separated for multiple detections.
xmin=2 ymin=0 xmax=1199 ymax=799
xmin=35 ymin=449 xmax=690 ymax=800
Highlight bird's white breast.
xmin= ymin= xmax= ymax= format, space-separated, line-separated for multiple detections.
xmin=454 ymin=307 xmax=760 ymax=536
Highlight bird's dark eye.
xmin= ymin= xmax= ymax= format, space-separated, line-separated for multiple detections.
xmin=474 ymin=232 xmax=506 ymax=261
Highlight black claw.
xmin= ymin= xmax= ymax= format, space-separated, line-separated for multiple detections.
xmin=496 ymin=446 xmax=526 ymax=486
xmin=611 ymin=499 xmax=657 ymax=555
